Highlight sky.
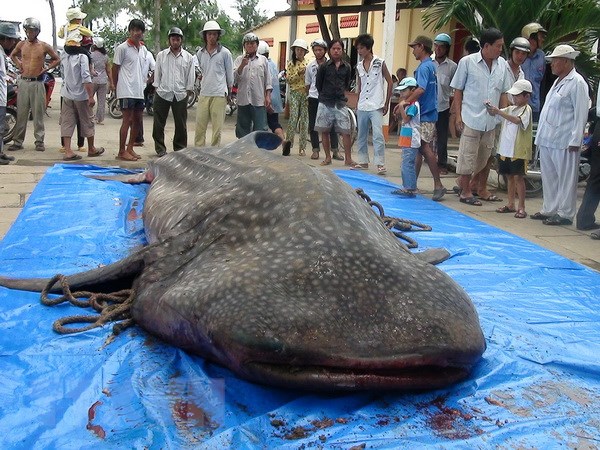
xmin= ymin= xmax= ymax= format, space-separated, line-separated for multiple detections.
xmin=1 ymin=0 xmax=290 ymax=44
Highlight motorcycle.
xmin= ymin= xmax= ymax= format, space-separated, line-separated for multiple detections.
xmin=2 ymin=83 xmax=17 ymax=144
xmin=187 ymin=67 xmax=201 ymax=109
xmin=225 ymin=85 xmax=238 ymax=116
xmin=107 ymin=75 xmax=155 ymax=119
xmin=107 ymin=89 xmax=122 ymax=120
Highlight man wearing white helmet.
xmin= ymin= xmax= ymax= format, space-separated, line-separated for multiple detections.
xmin=194 ymin=20 xmax=233 ymax=147
xmin=521 ymin=22 xmax=547 ymax=121
xmin=532 ymin=44 xmax=589 ymax=226
xmin=91 ymin=37 xmax=114 ymax=125
xmin=9 ymin=17 xmax=60 ymax=153
xmin=0 ymin=22 xmax=21 ymax=164
xmin=152 ymin=27 xmax=195 ymax=157
xmin=433 ymin=33 xmax=457 ymax=174
xmin=233 ymin=32 xmax=272 ymax=138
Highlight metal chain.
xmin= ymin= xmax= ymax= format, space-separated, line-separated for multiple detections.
xmin=355 ymin=188 xmax=432 ymax=249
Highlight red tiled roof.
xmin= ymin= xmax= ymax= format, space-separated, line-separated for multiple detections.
xmin=340 ymin=15 xmax=358 ymax=28
xmin=306 ymin=22 xmax=320 ymax=34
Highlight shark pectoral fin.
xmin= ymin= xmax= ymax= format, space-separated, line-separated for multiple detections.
xmin=414 ymin=248 xmax=451 ymax=265
xmin=0 ymin=249 xmax=146 ymax=294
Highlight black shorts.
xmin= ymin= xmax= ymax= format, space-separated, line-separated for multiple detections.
xmin=497 ymin=156 xmax=526 ymax=176
xmin=267 ymin=112 xmax=281 ymax=133
xmin=120 ymin=98 xmax=145 ymax=110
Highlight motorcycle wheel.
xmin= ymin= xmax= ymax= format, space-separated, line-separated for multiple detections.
xmin=187 ymin=92 xmax=197 ymax=109
xmin=108 ymin=98 xmax=123 ymax=120
xmin=3 ymin=108 xmax=17 ymax=144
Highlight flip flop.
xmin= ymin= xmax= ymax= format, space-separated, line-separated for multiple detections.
xmin=320 ymin=160 xmax=332 ymax=166
xmin=459 ymin=197 xmax=482 ymax=206
xmin=514 ymin=210 xmax=528 ymax=219
xmin=310 ymin=152 xmax=319 ymax=160
xmin=88 ymin=147 xmax=105 ymax=157
xmin=591 ymin=231 xmax=600 ymax=240
xmin=496 ymin=205 xmax=516 ymax=213
xmin=481 ymin=194 xmax=503 ymax=202
xmin=350 ymin=163 xmax=368 ymax=170
xmin=116 ymin=155 xmax=138 ymax=162
xmin=63 ymin=154 xmax=82 ymax=161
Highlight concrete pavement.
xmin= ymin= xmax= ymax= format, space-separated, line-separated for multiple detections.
xmin=1 ymin=84 xmax=598 ymax=271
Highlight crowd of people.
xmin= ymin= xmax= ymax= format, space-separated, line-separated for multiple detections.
xmin=0 ymin=13 xmax=597 ymax=239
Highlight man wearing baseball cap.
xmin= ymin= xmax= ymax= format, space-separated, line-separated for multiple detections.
xmin=521 ymin=22 xmax=547 ymax=121
xmin=396 ymin=35 xmax=446 ymax=201
xmin=532 ymin=44 xmax=589 ymax=226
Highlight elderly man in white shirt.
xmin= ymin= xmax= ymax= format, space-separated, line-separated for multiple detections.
xmin=152 ymin=27 xmax=195 ymax=157
xmin=450 ymin=28 xmax=512 ymax=206
xmin=532 ymin=44 xmax=589 ymax=226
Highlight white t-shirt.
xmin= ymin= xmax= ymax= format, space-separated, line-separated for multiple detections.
xmin=497 ymin=104 xmax=531 ymax=158
xmin=114 ymin=41 xmax=148 ymax=100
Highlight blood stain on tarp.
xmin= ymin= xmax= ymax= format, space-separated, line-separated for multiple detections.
xmin=311 ymin=418 xmax=334 ymax=429
xmin=86 ymin=400 xmax=106 ymax=439
xmin=172 ymin=399 xmax=217 ymax=430
xmin=420 ymin=396 xmax=483 ymax=440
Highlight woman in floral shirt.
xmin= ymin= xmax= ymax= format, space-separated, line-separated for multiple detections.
xmin=285 ymin=39 xmax=309 ymax=156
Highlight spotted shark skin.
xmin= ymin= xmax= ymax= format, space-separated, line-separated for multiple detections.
xmin=0 ymin=132 xmax=486 ymax=391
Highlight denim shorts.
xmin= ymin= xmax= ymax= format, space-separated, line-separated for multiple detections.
xmin=120 ymin=98 xmax=145 ymax=110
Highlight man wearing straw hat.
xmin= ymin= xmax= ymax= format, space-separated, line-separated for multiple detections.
xmin=531 ymin=44 xmax=589 ymax=226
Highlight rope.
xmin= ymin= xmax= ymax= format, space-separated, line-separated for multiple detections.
xmin=355 ymin=188 xmax=432 ymax=249
xmin=40 ymin=274 xmax=136 ymax=335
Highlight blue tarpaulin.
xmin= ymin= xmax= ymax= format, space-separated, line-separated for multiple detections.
xmin=0 ymin=164 xmax=599 ymax=449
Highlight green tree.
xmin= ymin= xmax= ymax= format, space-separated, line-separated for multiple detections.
xmin=414 ymin=0 xmax=600 ymax=86
xmin=235 ymin=0 xmax=267 ymax=32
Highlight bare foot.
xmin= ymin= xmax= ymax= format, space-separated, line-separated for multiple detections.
xmin=116 ymin=153 xmax=138 ymax=161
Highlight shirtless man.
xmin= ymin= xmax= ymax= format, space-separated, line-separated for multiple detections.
xmin=8 ymin=17 xmax=59 ymax=152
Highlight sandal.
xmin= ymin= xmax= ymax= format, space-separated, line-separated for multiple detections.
xmin=63 ymin=154 xmax=82 ymax=161
xmin=514 ymin=210 xmax=527 ymax=219
xmin=88 ymin=147 xmax=105 ymax=157
xmin=299 ymin=150 xmax=306 ymax=157
xmin=496 ymin=205 xmax=516 ymax=213
xmin=320 ymin=159 xmax=332 ymax=166
xmin=350 ymin=163 xmax=368 ymax=170
xmin=481 ymin=194 xmax=503 ymax=202
xmin=531 ymin=212 xmax=549 ymax=221
xmin=310 ymin=152 xmax=319 ymax=160
xmin=391 ymin=189 xmax=416 ymax=198
xmin=377 ymin=165 xmax=387 ymax=175
xmin=459 ymin=197 xmax=482 ymax=206
xmin=591 ymin=231 xmax=600 ymax=240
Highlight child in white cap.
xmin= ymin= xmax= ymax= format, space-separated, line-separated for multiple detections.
xmin=486 ymin=79 xmax=533 ymax=218
xmin=58 ymin=7 xmax=93 ymax=63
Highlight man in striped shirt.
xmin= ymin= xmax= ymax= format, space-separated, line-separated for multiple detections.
xmin=152 ymin=27 xmax=195 ymax=157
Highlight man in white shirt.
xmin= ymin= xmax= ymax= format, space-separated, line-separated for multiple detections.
xmin=233 ymin=33 xmax=272 ymax=138
xmin=194 ymin=20 xmax=233 ymax=147
xmin=59 ymin=48 xmax=105 ymax=161
xmin=532 ymin=44 xmax=589 ymax=226
xmin=450 ymin=28 xmax=511 ymax=206
xmin=112 ymin=19 xmax=147 ymax=161
xmin=152 ymin=27 xmax=195 ymax=157
xmin=353 ymin=33 xmax=393 ymax=175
